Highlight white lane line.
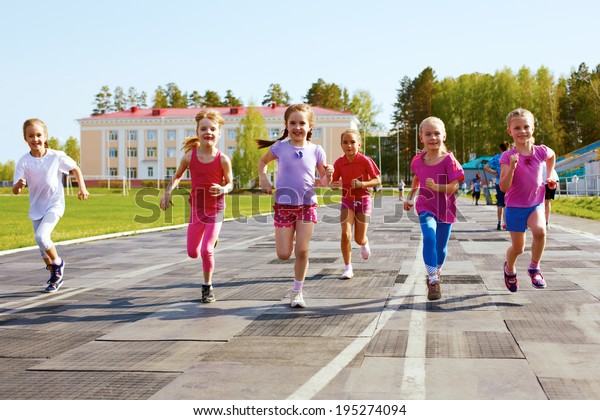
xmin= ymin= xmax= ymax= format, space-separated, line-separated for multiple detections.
xmin=0 ymin=233 xmax=273 ymax=315
xmin=552 ymin=223 xmax=600 ymax=242
xmin=287 ymin=240 xmax=425 ymax=400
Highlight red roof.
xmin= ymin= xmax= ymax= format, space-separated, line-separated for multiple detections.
xmin=81 ymin=105 xmax=354 ymax=120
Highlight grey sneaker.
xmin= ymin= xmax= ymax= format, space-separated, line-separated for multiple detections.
xmin=290 ymin=290 xmax=306 ymax=308
xmin=201 ymin=285 xmax=216 ymax=303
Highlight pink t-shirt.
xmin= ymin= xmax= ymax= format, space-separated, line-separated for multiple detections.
xmin=410 ymin=152 xmax=464 ymax=223
xmin=500 ymin=145 xmax=550 ymax=208
xmin=332 ymin=153 xmax=381 ymax=200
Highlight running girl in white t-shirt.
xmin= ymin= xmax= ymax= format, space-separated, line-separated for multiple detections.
xmin=13 ymin=118 xmax=89 ymax=292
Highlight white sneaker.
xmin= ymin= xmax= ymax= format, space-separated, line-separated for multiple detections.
xmin=360 ymin=243 xmax=371 ymax=260
xmin=290 ymin=290 xmax=306 ymax=308
xmin=341 ymin=267 xmax=354 ymax=279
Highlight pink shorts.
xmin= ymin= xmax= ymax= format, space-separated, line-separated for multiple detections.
xmin=273 ymin=204 xmax=318 ymax=228
xmin=341 ymin=197 xmax=372 ymax=215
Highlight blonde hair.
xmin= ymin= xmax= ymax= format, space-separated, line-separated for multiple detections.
xmin=506 ymin=108 xmax=535 ymax=127
xmin=418 ymin=116 xmax=447 ymax=153
xmin=182 ymin=110 xmax=225 ymax=153
xmin=256 ymin=103 xmax=315 ymax=149
xmin=23 ymin=118 xmax=49 ymax=148
xmin=340 ymin=128 xmax=361 ymax=143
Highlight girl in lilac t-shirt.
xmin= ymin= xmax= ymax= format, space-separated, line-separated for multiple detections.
xmin=257 ymin=104 xmax=333 ymax=308
xmin=405 ymin=117 xmax=464 ymax=301
xmin=499 ymin=108 xmax=557 ymax=293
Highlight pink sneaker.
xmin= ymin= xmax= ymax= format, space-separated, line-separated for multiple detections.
xmin=527 ymin=268 xmax=546 ymax=289
xmin=360 ymin=243 xmax=371 ymax=260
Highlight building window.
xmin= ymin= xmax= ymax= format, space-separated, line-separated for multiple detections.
xmin=146 ymin=130 xmax=157 ymax=141
xmin=127 ymin=147 xmax=137 ymax=157
xmin=148 ymin=166 xmax=154 ymax=177
xmin=108 ymin=148 xmax=118 ymax=158
xmin=166 ymin=130 xmax=177 ymax=141
xmin=313 ymin=128 xmax=322 ymax=139
xmin=127 ymin=167 xmax=137 ymax=178
xmin=185 ymin=129 xmax=196 ymax=138
xmin=146 ymin=147 xmax=157 ymax=158
xmin=268 ymin=128 xmax=281 ymax=139
xmin=226 ymin=146 xmax=236 ymax=158
xmin=127 ymin=130 xmax=138 ymax=141
xmin=166 ymin=167 xmax=176 ymax=178
xmin=166 ymin=146 xmax=177 ymax=158
xmin=227 ymin=129 xmax=237 ymax=140
xmin=184 ymin=169 xmax=190 ymax=179
xmin=109 ymin=167 xmax=118 ymax=176
xmin=109 ymin=130 xmax=119 ymax=141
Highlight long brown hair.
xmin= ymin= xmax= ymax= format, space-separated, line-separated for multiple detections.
xmin=256 ymin=103 xmax=315 ymax=149
xmin=182 ymin=110 xmax=224 ymax=153
xmin=23 ymin=118 xmax=49 ymax=148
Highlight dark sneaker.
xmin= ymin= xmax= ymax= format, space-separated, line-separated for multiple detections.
xmin=201 ymin=285 xmax=216 ymax=303
xmin=497 ymin=223 xmax=502 ymax=230
xmin=427 ymin=280 xmax=441 ymax=301
xmin=528 ymin=268 xmax=546 ymax=289
xmin=45 ymin=278 xmax=63 ymax=293
xmin=504 ymin=262 xmax=518 ymax=293
xmin=45 ymin=260 xmax=65 ymax=293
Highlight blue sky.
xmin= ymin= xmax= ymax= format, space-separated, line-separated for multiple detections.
xmin=1 ymin=0 xmax=598 ymax=163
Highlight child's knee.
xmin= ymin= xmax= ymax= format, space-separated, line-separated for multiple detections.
xmin=34 ymin=233 xmax=52 ymax=251
xmin=277 ymin=248 xmax=293 ymax=260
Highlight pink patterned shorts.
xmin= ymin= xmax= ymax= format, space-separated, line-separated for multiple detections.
xmin=273 ymin=204 xmax=318 ymax=228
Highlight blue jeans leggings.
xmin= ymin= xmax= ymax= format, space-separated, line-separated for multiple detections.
xmin=419 ymin=212 xmax=453 ymax=275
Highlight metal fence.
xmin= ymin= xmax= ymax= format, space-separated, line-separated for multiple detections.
xmin=559 ymin=174 xmax=600 ymax=197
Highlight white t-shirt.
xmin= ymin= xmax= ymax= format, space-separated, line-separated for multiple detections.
xmin=14 ymin=149 xmax=77 ymax=220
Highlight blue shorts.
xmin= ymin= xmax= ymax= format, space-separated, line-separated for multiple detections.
xmin=495 ymin=185 xmax=505 ymax=207
xmin=505 ymin=204 xmax=543 ymax=232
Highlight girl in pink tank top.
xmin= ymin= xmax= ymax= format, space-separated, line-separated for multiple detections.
xmin=160 ymin=110 xmax=233 ymax=303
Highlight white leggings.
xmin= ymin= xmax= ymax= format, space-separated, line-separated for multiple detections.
xmin=32 ymin=213 xmax=61 ymax=258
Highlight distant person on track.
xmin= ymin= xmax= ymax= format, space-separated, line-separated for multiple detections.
xmin=484 ymin=141 xmax=510 ymax=230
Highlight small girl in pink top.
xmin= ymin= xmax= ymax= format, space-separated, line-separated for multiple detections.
xmin=499 ymin=108 xmax=557 ymax=292
xmin=160 ymin=110 xmax=233 ymax=303
xmin=405 ymin=117 xmax=464 ymax=301
xmin=331 ymin=129 xmax=381 ymax=280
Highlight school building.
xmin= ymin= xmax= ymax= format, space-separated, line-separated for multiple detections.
xmin=77 ymin=105 xmax=360 ymax=187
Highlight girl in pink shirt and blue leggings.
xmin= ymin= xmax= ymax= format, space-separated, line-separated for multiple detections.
xmin=405 ymin=117 xmax=464 ymax=301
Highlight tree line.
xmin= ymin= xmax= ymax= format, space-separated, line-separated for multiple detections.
xmin=91 ymin=80 xmax=382 ymax=133
xmin=391 ymin=62 xmax=600 ymax=163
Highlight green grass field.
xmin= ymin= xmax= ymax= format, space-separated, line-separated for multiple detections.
xmin=1 ymin=188 xmax=598 ymax=252
xmin=0 ymin=187 xmax=343 ymax=251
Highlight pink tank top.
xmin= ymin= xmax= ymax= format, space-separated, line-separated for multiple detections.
xmin=189 ymin=148 xmax=225 ymax=219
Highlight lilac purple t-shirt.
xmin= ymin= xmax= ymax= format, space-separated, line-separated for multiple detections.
xmin=500 ymin=145 xmax=550 ymax=208
xmin=270 ymin=140 xmax=325 ymax=206
xmin=410 ymin=152 xmax=464 ymax=223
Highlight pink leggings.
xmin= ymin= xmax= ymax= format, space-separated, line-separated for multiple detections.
xmin=187 ymin=220 xmax=222 ymax=272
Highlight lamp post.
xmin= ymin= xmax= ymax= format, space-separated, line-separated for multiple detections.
xmin=396 ymin=126 xmax=400 ymax=184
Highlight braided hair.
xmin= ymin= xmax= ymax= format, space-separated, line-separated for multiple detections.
xmin=256 ymin=103 xmax=315 ymax=149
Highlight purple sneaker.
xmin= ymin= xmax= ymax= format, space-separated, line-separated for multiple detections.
xmin=45 ymin=260 xmax=65 ymax=293
xmin=527 ymin=268 xmax=546 ymax=289
xmin=504 ymin=262 xmax=518 ymax=293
